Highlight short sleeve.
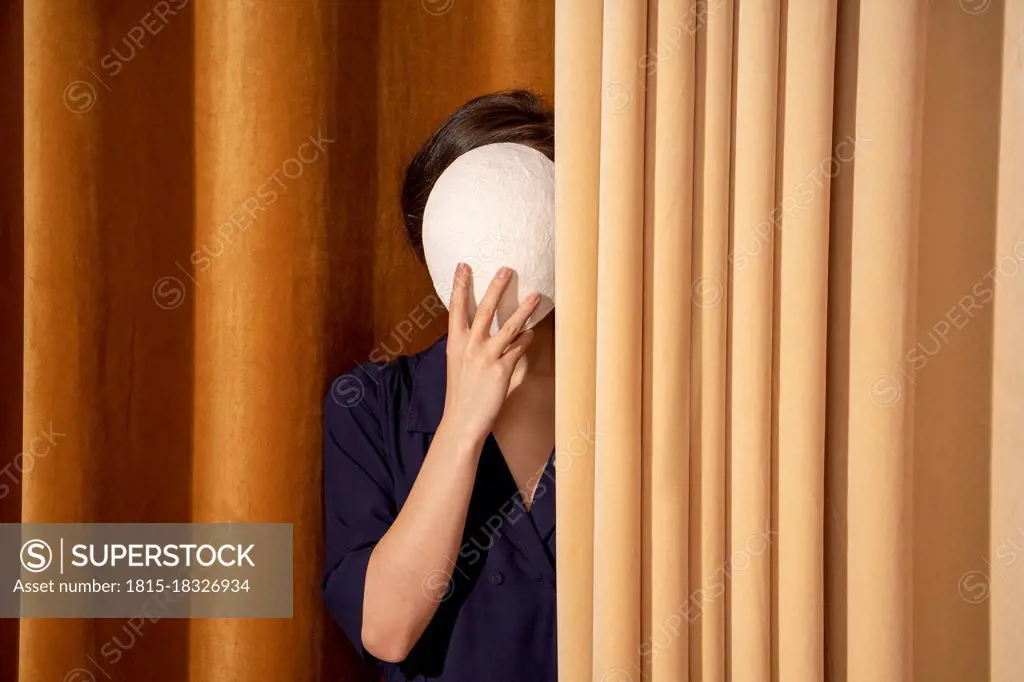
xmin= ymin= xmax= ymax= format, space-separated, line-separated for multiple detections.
xmin=322 ymin=364 xmax=396 ymax=662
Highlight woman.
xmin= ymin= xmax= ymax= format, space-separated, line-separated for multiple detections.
xmin=323 ymin=91 xmax=557 ymax=682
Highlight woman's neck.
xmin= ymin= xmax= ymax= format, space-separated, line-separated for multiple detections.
xmin=509 ymin=313 xmax=555 ymax=391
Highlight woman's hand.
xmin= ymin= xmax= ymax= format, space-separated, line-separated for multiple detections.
xmin=441 ymin=263 xmax=540 ymax=444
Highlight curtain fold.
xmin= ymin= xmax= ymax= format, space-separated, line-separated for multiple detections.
xmin=642 ymin=0 xmax=695 ymax=680
xmin=0 ymin=3 xmax=24 ymax=680
xmin=555 ymin=1 xmax=1016 ymax=681
xmin=728 ymin=2 xmax=780 ymax=680
xmin=843 ymin=2 xmax=925 ymax=679
xmin=190 ymin=2 xmax=331 ymax=679
xmin=553 ymin=0 xmax=602 ymax=680
xmin=990 ymin=0 xmax=1024 ymax=675
xmin=593 ymin=0 xmax=647 ymax=678
xmin=21 ymin=1 xmax=195 ymax=678
xmin=688 ymin=2 xmax=732 ymax=679
xmin=773 ymin=2 xmax=836 ymax=680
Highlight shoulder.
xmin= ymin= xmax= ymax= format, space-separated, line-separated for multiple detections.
xmin=323 ymin=335 xmax=447 ymax=433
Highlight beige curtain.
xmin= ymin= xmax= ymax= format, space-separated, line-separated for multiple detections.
xmin=554 ymin=1 xmax=1022 ymax=682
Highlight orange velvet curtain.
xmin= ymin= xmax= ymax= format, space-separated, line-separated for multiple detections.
xmin=1 ymin=1 xmax=552 ymax=680
xmin=554 ymin=1 xmax=1021 ymax=682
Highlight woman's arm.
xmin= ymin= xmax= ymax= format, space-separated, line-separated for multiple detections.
xmin=361 ymin=263 xmax=540 ymax=662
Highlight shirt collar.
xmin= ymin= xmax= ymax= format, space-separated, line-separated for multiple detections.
xmin=405 ymin=334 xmax=448 ymax=433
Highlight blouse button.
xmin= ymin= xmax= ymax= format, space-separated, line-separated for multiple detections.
xmin=488 ymin=571 xmax=504 ymax=586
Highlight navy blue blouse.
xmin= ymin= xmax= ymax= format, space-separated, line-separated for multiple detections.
xmin=322 ymin=335 xmax=557 ymax=682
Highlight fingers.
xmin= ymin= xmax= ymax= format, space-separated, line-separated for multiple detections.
xmin=491 ymin=292 xmax=541 ymax=352
xmin=470 ymin=266 xmax=512 ymax=339
xmin=499 ymin=328 xmax=535 ymax=371
xmin=448 ymin=263 xmax=470 ymax=337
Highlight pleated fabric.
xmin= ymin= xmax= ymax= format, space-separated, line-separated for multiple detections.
xmin=554 ymin=1 xmax=1017 ymax=681
xmin=990 ymin=1 xmax=1024 ymax=679
xmin=190 ymin=2 xmax=331 ymax=679
xmin=4 ymin=0 xmax=1021 ymax=680
xmin=554 ymin=0 xmax=602 ymax=679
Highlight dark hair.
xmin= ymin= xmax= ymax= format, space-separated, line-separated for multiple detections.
xmin=400 ymin=89 xmax=554 ymax=262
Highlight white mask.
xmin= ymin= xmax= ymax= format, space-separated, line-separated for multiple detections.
xmin=422 ymin=142 xmax=555 ymax=335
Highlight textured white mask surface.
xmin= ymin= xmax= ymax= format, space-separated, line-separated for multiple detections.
xmin=422 ymin=142 xmax=555 ymax=335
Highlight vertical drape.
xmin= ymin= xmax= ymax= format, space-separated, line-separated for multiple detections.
xmin=554 ymin=0 xmax=601 ymax=680
xmin=773 ymin=2 xmax=836 ymax=681
xmin=689 ymin=2 xmax=732 ymax=679
xmin=190 ymin=2 xmax=331 ymax=679
xmin=7 ymin=0 xmax=554 ymax=680
xmin=912 ymin=2 xmax=1002 ymax=679
xmin=593 ymin=0 xmax=646 ymax=678
xmin=554 ymin=1 xmax=1017 ymax=681
xmin=728 ymin=2 xmax=779 ymax=679
xmin=21 ymin=1 xmax=195 ymax=679
xmin=844 ymin=2 xmax=925 ymax=680
xmin=0 ymin=3 xmax=23 ymax=680
xmin=642 ymin=0 xmax=695 ymax=680
xmin=990 ymin=3 xmax=1024 ymax=681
